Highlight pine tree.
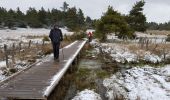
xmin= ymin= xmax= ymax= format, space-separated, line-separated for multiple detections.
xmin=85 ymin=16 xmax=93 ymax=28
xmin=15 ymin=7 xmax=27 ymax=28
xmin=61 ymin=1 xmax=69 ymax=12
xmin=77 ymin=9 xmax=85 ymax=29
xmin=65 ymin=7 xmax=78 ymax=31
xmin=0 ymin=7 xmax=7 ymax=26
xmin=38 ymin=7 xmax=47 ymax=25
xmin=26 ymin=7 xmax=42 ymax=28
xmin=128 ymin=0 xmax=146 ymax=32
xmin=96 ymin=6 xmax=134 ymax=41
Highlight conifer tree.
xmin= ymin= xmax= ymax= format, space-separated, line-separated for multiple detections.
xmin=128 ymin=0 xmax=146 ymax=32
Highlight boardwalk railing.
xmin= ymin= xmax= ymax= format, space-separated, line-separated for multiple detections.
xmin=43 ymin=40 xmax=86 ymax=97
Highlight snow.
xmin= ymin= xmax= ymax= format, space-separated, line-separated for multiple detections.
xmin=0 ymin=61 xmax=6 ymax=80
xmin=144 ymin=52 xmax=162 ymax=63
xmin=136 ymin=32 xmax=167 ymax=38
xmin=0 ymin=28 xmax=74 ymax=47
xmin=0 ymin=70 xmax=5 ymax=80
xmin=0 ymin=61 xmax=6 ymax=68
xmin=86 ymin=29 xmax=95 ymax=33
xmin=43 ymin=40 xmax=86 ymax=97
xmin=103 ymin=65 xmax=170 ymax=100
xmin=94 ymin=42 xmax=167 ymax=64
xmin=72 ymin=89 xmax=102 ymax=100
xmin=0 ymin=28 xmax=73 ymax=39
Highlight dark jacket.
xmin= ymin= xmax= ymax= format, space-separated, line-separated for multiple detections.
xmin=49 ymin=28 xmax=63 ymax=43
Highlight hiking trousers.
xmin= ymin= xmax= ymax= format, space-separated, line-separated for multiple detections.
xmin=52 ymin=42 xmax=60 ymax=59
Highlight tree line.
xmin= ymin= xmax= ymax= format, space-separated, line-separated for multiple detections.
xmin=146 ymin=22 xmax=170 ymax=30
xmin=0 ymin=2 xmax=94 ymax=31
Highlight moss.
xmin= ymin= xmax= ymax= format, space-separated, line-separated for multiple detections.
xmin=96 ymin=70 xmax=110 ymax=79
xmin=76 ymin=68 xmax=90 ymax=78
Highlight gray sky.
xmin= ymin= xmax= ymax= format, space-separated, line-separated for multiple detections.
xmin=0 ymin=0 xmax=170 ymax=23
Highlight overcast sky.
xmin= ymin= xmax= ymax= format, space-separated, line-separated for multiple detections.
xmin=0 ymin=0 xmax=170 ymax=23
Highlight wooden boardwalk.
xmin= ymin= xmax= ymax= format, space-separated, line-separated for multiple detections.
xmin=0 ymin=40 xmax=86 ymax=99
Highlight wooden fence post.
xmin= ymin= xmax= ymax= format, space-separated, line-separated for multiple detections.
xmin=19 ymin=42 xmax=22 ymax=55
xmin=28 ymin=40 xmax=31 ymax=48
xmin=12 ymin=43 xmax=15 ymax=66
xmin=4 ymin=44 xmax=9 ymax=68
xmin=42 ymin=40 xmax=45 ymax=46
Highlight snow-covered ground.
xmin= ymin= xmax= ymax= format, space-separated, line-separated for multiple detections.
xmin=0 ymin=28 xmax=73 ymax=39
xmin=136 ymin=32 xmax=167 ymax=38
xmin=103 ymin=65 xmax=170 ymax=100
xmin=107 ymin=33 xmax=168 ymax=44
xmin=90 ymin=38 xmax=170 ymax=64
xmin=100 ymin=43 xmax=169 ymax=63
xmin=0 ymin=28 xmax=74 ymax=47
xmin=72 ymin=89 xmax=102 ymax=100
xmin=90 ymin=38 xmax=170 ymax=100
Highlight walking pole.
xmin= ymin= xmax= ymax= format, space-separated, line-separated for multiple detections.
xmin=61 ymin=42 xmax=64 ymax=59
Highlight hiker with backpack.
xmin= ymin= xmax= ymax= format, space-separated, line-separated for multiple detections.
xmin=49 ymin=24 xmax=63 ymax=62
xmin=87 ymin=31 xmax=93 ymax=42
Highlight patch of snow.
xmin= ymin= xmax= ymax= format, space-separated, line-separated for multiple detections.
xmin=72 ymin=89 xmax=102 ymax=100
xmin=103 ymin=65 xmax=170 ymax=100
xmin=0 ymin=61 xmax=6 ymax=68
xmin=144 ymin=52 xmax=161 ymax=63
xmin=0 ymin=70 xmax=5 ymax=80
xmin=101 ymin=43 xmax=138 ymax=63
xmin=92 ymin=42 xmax=164 ymax=64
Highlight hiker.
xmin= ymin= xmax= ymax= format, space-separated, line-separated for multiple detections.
xmin=49 ymin=24 xmax=63 ymax=61
xmin=87 ymin=31 xmax=93 ymax=42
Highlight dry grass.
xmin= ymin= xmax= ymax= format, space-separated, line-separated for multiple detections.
xmin=23 ymin=35 xmax=45 ymax=39
xmin=0 ymin=50 xmax=4 ymax=60
xmin=147 ymin=30 xmax=170 ymax=35
xmin=119 ymin=42 xmax=170 ymax=59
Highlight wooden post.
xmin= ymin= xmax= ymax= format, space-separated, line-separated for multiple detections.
xmin=12 ymin=43 xmax=15 ymax=66
xmin=19 ymin=42 xmax=22 ymax=55
xmin=42 ymin=40 xmax=45 ymax=46
xmin=146 ymin=39 xmax=149 ymax=50
xmin=4 ymin=44 xmax=9 ymax=68
xmin=28 ymin=40 xmax=31 ymax=48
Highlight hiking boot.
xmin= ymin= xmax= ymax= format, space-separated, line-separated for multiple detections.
xmin=55 ymin=58 xmax=60 ymax=62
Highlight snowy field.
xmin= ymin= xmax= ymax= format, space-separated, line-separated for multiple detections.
xmin=107 ymin=32 xmax=168 ymax=44
xmin=0 ymin=28 xmax=74 ymax=47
